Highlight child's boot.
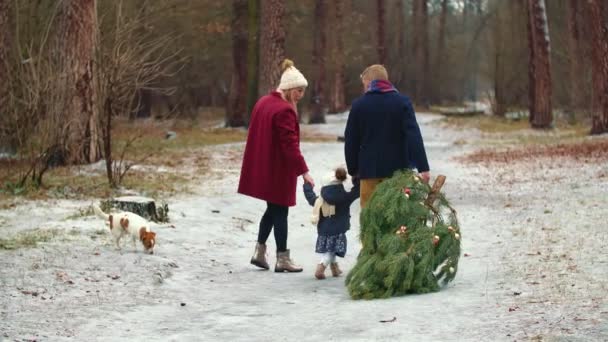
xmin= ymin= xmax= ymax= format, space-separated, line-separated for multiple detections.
xmin=330 ymin=262 xmax=343 ymax=277
xmin=275 ymin=250 xmax=303 ymax=272
xmin=250 ymin=243 xmax=269 ymax=270
xmin=315 ymin=263 xmax=327 ymax=280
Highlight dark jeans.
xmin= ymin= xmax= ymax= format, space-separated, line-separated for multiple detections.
xmin=257 ymin=202 xmax=289 ymax=252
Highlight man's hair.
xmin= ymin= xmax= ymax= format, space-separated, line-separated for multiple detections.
xmin=361 ymin=64 xmax=389 ymax=81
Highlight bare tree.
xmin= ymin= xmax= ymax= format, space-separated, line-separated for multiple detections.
xmin=226 ymin=0 xmax=248 ymax=127
xmin=257 ymin=0 xmax=285 ymax=95
xmin=376 ymin=0 xmax=386 ymax=65
xmin=309 ymin=0 xmax=327 ymax=124
xmin=98 ymin=1 xmax=182 ymax=187
xmin=586 ymin=0 xmax=608 ymax=134
xmin=328 ymin=0 xmax=346 ymax=113
xmin=525 ymin=0 xmax=553 ymax=128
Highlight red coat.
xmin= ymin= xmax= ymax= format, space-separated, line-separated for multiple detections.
xmin=238 ymin=92 xmax=309 ymax=207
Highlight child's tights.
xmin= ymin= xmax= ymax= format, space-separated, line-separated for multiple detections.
xmin=319 ymin=252 xmax=336 ymax=266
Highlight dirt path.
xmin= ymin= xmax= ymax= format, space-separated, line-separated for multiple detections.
xmin=1 ymin=113 xmax=606 ymax=341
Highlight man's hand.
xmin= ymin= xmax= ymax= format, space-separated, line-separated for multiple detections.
xmin=420 ymin=171 xmax=430 ymax=183
xmin=303 ymin=173 xmax=315 ymax=187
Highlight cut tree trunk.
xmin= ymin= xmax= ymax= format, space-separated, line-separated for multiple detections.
xmin=425 ymin=175 xmax=446 ymax=208
xmin=111 ymin=196 xmax=168 ymax=223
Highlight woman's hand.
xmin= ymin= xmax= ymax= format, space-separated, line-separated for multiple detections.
xmin=303 ymin=173 xmax=315 ymax=187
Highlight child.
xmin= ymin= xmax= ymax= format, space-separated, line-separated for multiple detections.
xmin=303 ymin=167 xmax=360 ymax=280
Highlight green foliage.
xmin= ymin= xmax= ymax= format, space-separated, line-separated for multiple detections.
xmin=346 ymin=170 xmax=461 ymax=299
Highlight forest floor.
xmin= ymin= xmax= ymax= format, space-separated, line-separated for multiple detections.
xmin=1 ymin=111 xmax=607 ymax=341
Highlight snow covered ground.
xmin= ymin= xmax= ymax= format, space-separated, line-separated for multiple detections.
xmin=1 ymin=112 xmax=606 ymax=341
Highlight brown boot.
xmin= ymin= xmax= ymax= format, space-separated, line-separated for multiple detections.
xmin=315 ymin=263 xmax=326 ymax=280
xmin=274 ymin=250 xmax=303 ymax=273
xmin=330 ymin=262 xmax=343 ymax=277
xmin=250 ymin=243 xmax=269 ymax=270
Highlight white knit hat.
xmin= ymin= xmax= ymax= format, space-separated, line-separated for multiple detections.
xmin=278 ymin=59 xmax=308 ymax=90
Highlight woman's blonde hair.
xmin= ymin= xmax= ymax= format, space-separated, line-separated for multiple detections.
xmin=360 ymin=64 xmax=389 ymax=82
xmin=281 ymin=59 xmax=294 ymax=73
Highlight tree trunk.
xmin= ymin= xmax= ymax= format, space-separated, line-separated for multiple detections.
xmin=328 ymin=0 xmax=346 ymax=114
xmin=395 ymin=0 xmax=405 ymax=89
xmin=246 ymin=0 xmax=259 ymax=118
xmin=55 ymin=0 xmax=101 ymax=164
xmin=586 ymin=0 xmax=608 ymax=135
xmin=565 ymin=0 xmax=582 ymax=122
xmin=462 ymin=0 xmax=469 ymax=29
xmin=0 ymin=0 xmax=12 ymax=129
xmin=421 ymin=0 xmax=430 ymax=106
xmin=257 ymin=0 xmax=285 ymax=96
xmin=308 ymin=0 xmax=327 ymax=124
xmin=525 ymin=0 xmax=553 ymax=129
xmin=411 ymin=0 xmax=430 ymax=106
xmin=226 ymin=0 xmax=248 ymax=127
xmin=434 ymin=0 xmax=448 ymax=104
xmin=412 ymin=0 xmax=421 ymax=104
xmin=493 ymin=3 xmax=506 ymax=117
xmin=376 ymin=0 xmax=387 ymax=65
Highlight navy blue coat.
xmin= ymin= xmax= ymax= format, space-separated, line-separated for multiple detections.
xmin=303 ymin=181 xmax=360 ymax=236
xmin=344 ymin=91 xmax=429 ymax=179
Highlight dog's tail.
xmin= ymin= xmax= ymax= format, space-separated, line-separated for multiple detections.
xmin=92 ymin=204 xmax=110 ymax=220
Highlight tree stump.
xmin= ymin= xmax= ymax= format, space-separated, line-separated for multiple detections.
xmin=110 ymin=196 xmax=169 ymax=223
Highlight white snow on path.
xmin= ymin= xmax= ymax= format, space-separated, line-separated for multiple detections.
xmin=1 ymin=113 xmax=607 ymax=341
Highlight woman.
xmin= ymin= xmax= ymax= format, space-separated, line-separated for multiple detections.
xmin=238 ymin=59 xmax=314 ymax=273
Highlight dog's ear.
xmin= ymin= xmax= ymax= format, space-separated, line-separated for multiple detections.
xmin=139 ymin=227 xmax=146 ymax=240
xmin=108 ymin=215 xmax=114 ymax=230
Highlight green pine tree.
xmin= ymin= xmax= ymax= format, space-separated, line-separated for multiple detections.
xmin=346 ymin=170 xmax=461 ymax=299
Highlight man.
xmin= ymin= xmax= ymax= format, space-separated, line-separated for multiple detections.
xmin=344 ymin=64 xmax=430 ymax=208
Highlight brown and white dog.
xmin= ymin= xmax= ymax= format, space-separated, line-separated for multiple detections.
xmin=93 ymin=204 xmax=156 ymax=254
